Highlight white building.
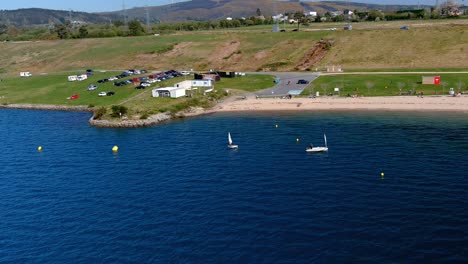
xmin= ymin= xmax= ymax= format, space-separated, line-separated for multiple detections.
xmin=152 ymin=87 xmax=186 ymax=98
xmin=174 ymin=80 xmax=192 ymax=89
xmin=174 ymin=79 xmax=214 ymax=90
xmin=192 ymin=79 xmax=214 ymax=87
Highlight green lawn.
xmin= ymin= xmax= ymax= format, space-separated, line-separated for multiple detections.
xmin=0 ymin=71 xmax=275 ymax=117
xmin=213 ymin=75 xmax=273 ymax=92
xmin=0 ymin=72 xmax=150 ymax=106
xmin=303 ymin=74 xmax=468 ymax=97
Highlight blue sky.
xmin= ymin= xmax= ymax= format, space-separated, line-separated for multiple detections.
xmin=0 ymin=0 xmax=441 ymax=13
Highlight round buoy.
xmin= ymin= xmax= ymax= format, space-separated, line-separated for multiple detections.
xmin=381 ymin=172 xmax=385 ymax=177
xmin=275 ymin=124 xmax=278 ymax=128
xmin=296 ymin=138 xmax=300 ymax=142
xmin=112 ymin=146 xmax=119 ymax=153
xmin=38 ymin=146 xmax=42 ymax=152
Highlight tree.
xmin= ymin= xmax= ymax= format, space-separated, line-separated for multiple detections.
xmin=113 ymin=20 xmax=125 ymax=27
xmin=78 ymin=26 xmax=88 ymax=38
xmin=293 ymin=11 xmax=305 ymax=30
xmin=256 ymin=8 xmax=262 ymax=16
xmin=128 ymin=20 xmax=145 ymax=36
xmin=367 ymin=10 xmax=384 ymax=21
xmin=54 ymin=23 xmax=69 ymax=39
xmin=0 ymin=24 xmax=7 ymax=35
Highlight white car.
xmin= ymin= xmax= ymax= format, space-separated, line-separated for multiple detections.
xmin=87 ymin=84 xmax=98 ymax=91
xmin=98 ymin=92 xmax=107 ymax=97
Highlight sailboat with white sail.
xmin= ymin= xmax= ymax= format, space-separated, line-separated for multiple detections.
xmin=306 ymin=134 xmax=328 ymax=152
xmin=228 ymin=132 xmax=238 ymax=149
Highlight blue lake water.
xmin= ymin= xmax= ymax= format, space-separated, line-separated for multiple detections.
xmin=0 ymin=109 xmax=467 ymax=263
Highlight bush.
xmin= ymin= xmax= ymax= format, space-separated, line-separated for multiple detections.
xmin=111 ymin=105 xmax=128 ymax=117
xmin=94 ymin=107 xmax=107 ymax=120
xmin=140 ymin=113 xmax=149 ymax=119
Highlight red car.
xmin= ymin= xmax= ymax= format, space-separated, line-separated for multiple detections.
xmin=69 ymin=94 xmax=79 ymax=100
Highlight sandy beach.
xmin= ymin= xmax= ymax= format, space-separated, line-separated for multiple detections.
xmin=210 ymin=95 xmax=468 ymax=113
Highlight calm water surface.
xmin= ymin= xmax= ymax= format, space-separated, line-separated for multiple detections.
xmin=0 ymin=109 xmax=467 ymax=263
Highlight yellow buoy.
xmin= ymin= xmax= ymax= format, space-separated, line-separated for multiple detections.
xmin=275 ymin=124 xmax=278 ymax=128
xmin=38 ymin=146 xmax=42 ymax=152
xmin=381 ymin=172 xmax=385 ymax=178
xmin=112 ymin=146 xmax=119 ymax=153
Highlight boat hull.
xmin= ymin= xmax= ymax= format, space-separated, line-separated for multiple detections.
xmin=305 ymin=147 xmax=328 ymax=152
xmin=228 ymin=144 xmax=238 ymax=149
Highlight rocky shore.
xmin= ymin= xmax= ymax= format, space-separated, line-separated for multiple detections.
xmin=89 ymin=113 xmax=172 ymax=128
xmin=0 ymin=103 xmax=93 ymax=112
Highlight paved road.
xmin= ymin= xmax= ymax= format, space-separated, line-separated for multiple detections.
xmin=248 ymin=72 xmax=320 ymax=97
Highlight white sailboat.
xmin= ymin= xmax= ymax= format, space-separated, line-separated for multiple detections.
xmin=306 ymin=134 xmax=328 ymax=152
xmin=228 ymin=132 xmax=238 ymax=149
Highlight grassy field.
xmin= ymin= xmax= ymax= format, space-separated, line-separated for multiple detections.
xmin=301 ymin=74 xmax=468 ymax=97
xmin=0 ymin=71 xmax=275 ymax=117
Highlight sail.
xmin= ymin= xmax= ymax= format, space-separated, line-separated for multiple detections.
xmin=324 ymin=134 xmax=327 ymax=148
xmin=228 ymin=132 xmax=233 ymax=145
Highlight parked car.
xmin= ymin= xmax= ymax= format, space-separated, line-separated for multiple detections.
xmin=98 ymin=92 xmax=107 ymax=97
xmin=135 ymin=85 xmax=145 ymax=89
xmin=69 ymin=94 xmax=79 ymax=100
xmin=87 ymin=84 xmax=98 ymax=91
xmin=297 ymin=79 xmax=309 ymax=84
xmin=107 ymin=91 xmax=115 ymax=96
xmin=140 ymin=82 xmax=151 ymax=87
xmin=400 ymin=26 xmax=409 ymax=30
xmin=97 ymin=79 xmax=109 ymax=83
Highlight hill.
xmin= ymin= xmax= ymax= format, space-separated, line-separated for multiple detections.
xmin=0 ymin=1 xmax=427 ymax=26
xmin=106 ymin=0 xmax=426 ymax=23
xmin=0 ymin=20 xmax=466 ymax=77
xmin=0 ymin=8 xmax=117 ymax=26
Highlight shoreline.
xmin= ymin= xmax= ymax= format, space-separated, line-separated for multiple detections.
xmin=1 ymin=95 xmax=467 ymax=128
xmin=209 ymin=95 xmax=468 ymax=113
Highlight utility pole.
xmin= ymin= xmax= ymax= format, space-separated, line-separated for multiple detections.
xmin=272 ymin=0 xmax=280 ymax=32
xmin=122 ymin=0 xmax=128 ymax=25
xmin=145 ymin=1 xmax=151 ymax=33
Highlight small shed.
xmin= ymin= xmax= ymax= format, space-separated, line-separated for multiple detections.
xmin=152 ymin=87 xmax=186 ymax=98
xmin=422 ymin=76 xmax=440 ymax=85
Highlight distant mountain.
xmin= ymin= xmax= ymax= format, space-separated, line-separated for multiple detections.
xmin=102 ymin=0 xmax=428 ymax=23
xmin=0 ymin=8 xmax=117 ymax=26
xmin=0 ymin=1 xmax=429 ymax=26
